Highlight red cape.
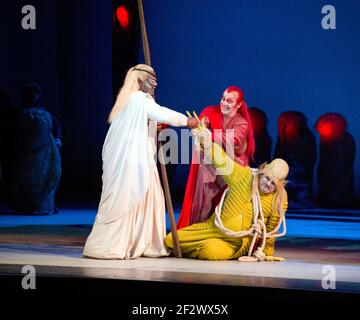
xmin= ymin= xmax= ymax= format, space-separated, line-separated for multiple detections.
xmin=177 ymin=106 xmax=224 ymax=229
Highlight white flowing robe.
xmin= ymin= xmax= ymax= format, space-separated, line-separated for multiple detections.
xmin=83 ymin=91 xmax=187 ymax=259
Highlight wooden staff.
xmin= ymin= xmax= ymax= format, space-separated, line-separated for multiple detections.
xmin=137 ymin=0 xmax=182 ymax=258
xmin=137 ymin=0 xmax=151 ymax=66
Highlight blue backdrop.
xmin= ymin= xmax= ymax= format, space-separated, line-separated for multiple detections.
xmin=1 ymin=0 xmax=359 ymax=203
xmin=141 ymin=0 xmax=360 ymax=198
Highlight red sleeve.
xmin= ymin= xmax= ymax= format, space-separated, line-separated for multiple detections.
xmin=233 ymin=121 xmax=249 ymax=156
xmin=221 ymin=118 xmax=249 ymax=165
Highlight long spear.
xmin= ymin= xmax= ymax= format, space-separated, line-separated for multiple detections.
xmin=137 ymin=0 xmax=182 ymax=258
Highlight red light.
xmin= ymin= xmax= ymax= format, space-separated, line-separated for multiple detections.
xmin=316 ymin=122 xmax=333 ymax=138
xmin=278 ymin=112 xmax=302 ymax=142
xmin=116 ymin=6 xmax=129 ymax=28
xmin=249 ymin=108 xmax=266 ymax=135
xmin=315 ymin=113 xmax=347 ymax=143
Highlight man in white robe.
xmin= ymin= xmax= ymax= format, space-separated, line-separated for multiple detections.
xmin=83 ymin=64 xmax=196 ymax=259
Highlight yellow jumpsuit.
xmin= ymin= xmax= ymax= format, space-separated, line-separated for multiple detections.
xmin=165 ymin=143 xmax=288 ymax=260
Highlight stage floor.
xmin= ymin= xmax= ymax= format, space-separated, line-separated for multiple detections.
xmin=0 ymin=242 xmax=360 ymax=292
xmin=0 ymin=207 xmax=360 ymax=302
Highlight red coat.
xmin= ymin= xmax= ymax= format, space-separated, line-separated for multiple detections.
xmin=177 ymin=106 xmax=250 ymax=229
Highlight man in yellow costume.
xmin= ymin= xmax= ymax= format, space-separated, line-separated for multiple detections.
xmin=165 ymin=126 xmax=289 ymax=262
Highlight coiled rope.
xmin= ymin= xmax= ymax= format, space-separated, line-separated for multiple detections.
xmin=214 ymin=169 xmax=287 ymax=262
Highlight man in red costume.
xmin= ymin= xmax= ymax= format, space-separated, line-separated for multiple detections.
xmin=177 ymin=86 xmax=255 ymax=229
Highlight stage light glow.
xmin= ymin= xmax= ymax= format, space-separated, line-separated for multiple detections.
xmin=116 ymin=6 xmax=129 ymax=28
xmin=315 ymin=113 xmax=347 ymax=143
xmin=278 ymin=113 xmax=301 ymax=142
xmin=249 ymin=108 xmax=266 ymax=135
xmin=316 ymin=122 xmax=333 ymax=138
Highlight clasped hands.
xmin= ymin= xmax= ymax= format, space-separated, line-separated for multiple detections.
xmin=186 ymin=111 xmax=210 ymax=129
xmin=186 ymin=111 xmax=212 ymax=150
xmin=187 ymin=117 xmax=198 ymax=129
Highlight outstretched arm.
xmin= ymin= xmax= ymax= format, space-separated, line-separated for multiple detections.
xmin=146 ymin=95 xmax=188 ymax=127
xmin=263 ymin=192 xmax=288 ymax=260
xmin=263 ymin=213 xmax=280 ymax=257
xmin=193 ymin=128 xmax=250 ymax=187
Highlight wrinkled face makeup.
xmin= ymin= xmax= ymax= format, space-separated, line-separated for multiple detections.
xmin=140 ymin=76 xmax=157 ymax=96
xmin=220 ymin=90 xmax=241 ymax=118
xmin=259 ymin=174 xmax=276 ymax=194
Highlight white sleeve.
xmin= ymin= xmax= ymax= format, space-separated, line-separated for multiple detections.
xmin=146 ymin=95 xmax=188 ymax=127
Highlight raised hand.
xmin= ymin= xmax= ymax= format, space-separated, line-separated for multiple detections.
xmin=187 ymin=117 xmax=199 ymax=129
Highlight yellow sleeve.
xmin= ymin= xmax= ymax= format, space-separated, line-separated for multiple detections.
xmin=203 ymin=141 xmax=250 ymax=187
xmin=263 ymin=214 xmax=279 ymax=256
xmin=263 ymin=192 xmax=288 ymax=256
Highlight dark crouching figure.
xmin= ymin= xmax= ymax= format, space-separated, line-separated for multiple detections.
xmin=274 ymin=111 xmax=317 ymax=208
xmin=10 ymin=83 xmax=61 ymax=214
xmin=315 ymin=113 xmax=356 ymax=208
xmin=248 ymin=107 xmax=272 ymax=167
xmin=0 ymin=88 xmax=15 ymax=202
